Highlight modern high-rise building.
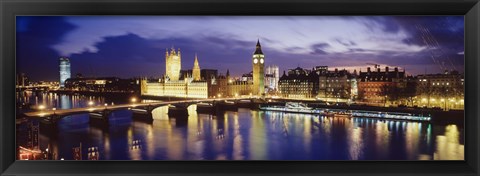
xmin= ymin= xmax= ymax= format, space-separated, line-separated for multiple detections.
xmin=252 ymin=39 xmax=265 ymax=96
xmin=59 ymin=57 xmax=71 ymax=88
xmin=16 ymin=73 xmax=29 ymax=87
xmin=165 ymin=47 xmax=181 ymax=81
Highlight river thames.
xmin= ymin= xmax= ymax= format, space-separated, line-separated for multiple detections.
xmin=16 ymin=92 xmax=464 ymax=160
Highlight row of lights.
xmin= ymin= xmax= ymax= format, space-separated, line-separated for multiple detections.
xmin=37 ymin=97 xmax=139 ymax=111
xmin=420 ymin=98 xmax=464 ymax=103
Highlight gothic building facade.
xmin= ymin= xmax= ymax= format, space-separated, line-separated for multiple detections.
xmin=142 ymin=40 xmax=267 ymax=99
xmin=141 ymin=48 xmax=209 ymax=99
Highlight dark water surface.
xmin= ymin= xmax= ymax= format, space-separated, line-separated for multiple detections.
xmin=17 ymin=92 xmax=464 ymax=160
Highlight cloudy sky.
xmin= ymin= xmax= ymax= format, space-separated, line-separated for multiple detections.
xmin=16 ymin=16 xmax=464 ymax=81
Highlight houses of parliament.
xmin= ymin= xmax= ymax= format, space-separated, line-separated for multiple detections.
xmin=140 ymin=40 xmax=268 ymax=99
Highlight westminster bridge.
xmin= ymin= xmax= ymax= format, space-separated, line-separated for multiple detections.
xmin=22 ymin=97 xmax=258 ymax=132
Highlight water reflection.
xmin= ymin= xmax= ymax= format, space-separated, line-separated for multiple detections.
xmin=433 ymin=125 xmax=464 ymax=160
xmin=17 ymin=93 xmax=464 ymax=160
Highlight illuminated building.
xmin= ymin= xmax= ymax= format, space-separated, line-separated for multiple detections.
xmin=64 ymin=77 xmax=140 ymax=93
xmin=228 ymin=80 xmax=253 ymax=97
xmin=16 ymin=73 xmax=29 ymax=87
xmin=59 ymin=57 xmax=71 ymax=88
xmin=278 ymin=67 xmax=320 ymax=99
xmin=209 ymin=40 xmax=269 ymax=98
xmin=142 ymin=78 xmax=209 ymax=99
xmin=416 ymin=70 xmax=464 ymax=109
xmin=142 ymin=49 xmax=209 ymax=99
xmin=241 ymin=72 xmax=253 ymax=82
xmin=145 ymin=40 xmax=267 ymax=98
xmin=211 ymin=72 xmax=229 ymax=97
xmin=165 ymin=47 xmax=181 ymax=81
xmin=252 ymin=39 xmax=265 ymax=96
xmin=357 ymin=66 xmax=406 ymax=104
xmin=264 ymin=74 xmax=275 ymax=93
xmin=181 ymin=69 xmax=217 ymax=81
xmin=27 ymin=122 xmax=39 ymax=150
xmin=211 ymin=70 xmax=253 ymax=98
xmin=182 ymin=69 xmax=219 ymax=97
xmin=193 ymin=54 xmax=201 ymax=81
xmin=265 ymin=65 xmax=279 ymax=92
xmin=316 ymin=67 xmax=357 ymax=100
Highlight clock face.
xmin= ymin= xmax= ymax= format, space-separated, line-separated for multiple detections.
xmin=254 ymin=58 xmax=258 ymax=64
xmin=260 ymin=58 xmax=264 ymax=64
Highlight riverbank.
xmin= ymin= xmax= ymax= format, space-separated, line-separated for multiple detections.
xmin=263 ymin=100 xmax=464 ymax=126
xmin=49 ymin=89 xmax=139 ymax=97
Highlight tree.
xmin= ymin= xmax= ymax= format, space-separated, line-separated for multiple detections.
xmin=357 ymin=89 xmax=366 ymax=102
xmin=399 ymin=81 xmax=417 ymax=106
xmin=379 ymin=84 xmax=398 ymax=106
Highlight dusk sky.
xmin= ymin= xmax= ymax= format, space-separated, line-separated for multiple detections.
xmin=16 ymin=16 xmax=464 ymax=81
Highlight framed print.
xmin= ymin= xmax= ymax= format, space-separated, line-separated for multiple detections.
xmin=1 ymin=0 xmax=479 ymax=175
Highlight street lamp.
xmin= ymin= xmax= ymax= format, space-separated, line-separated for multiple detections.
xmin=131 ymin=97 xmax=137 ymax=103
xmin=384 ymin=95 xmax=388 ymax=107
xmin=38 ymin=105 xmax=45 ymax=110
xmin=88 ymin=101 xmax=94 ymax=106
xmin=441 ymin=99 xmax=446 ymax=111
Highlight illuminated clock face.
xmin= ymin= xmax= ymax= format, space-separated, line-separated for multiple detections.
xmin=254 ymin=58 xmax=258 ymax=64
xmin=260 ymin=58 xmax=264 ymax=64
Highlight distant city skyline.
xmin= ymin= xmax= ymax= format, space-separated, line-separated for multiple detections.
xmin=16 ymin=16 xmax=464 ymax=81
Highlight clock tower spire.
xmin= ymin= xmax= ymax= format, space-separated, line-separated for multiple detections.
xmin=252 ymin=39 xmax=265 ymax=96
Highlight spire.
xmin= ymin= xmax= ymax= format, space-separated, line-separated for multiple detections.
xmin=171 ymin=46 xmax=176 ymax=55
xmin=254 ymin=39 xmax=263 ymax=55
xmin=193 ymin=53 xmax=201 ymax=81
xmin=226 ymin=69 xmax=230 ymax=77
xmin=194 ymin=53 xmax=199 ymax=67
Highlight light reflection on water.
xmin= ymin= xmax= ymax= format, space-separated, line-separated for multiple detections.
xmin=17 ymin=93 xmax=464 ymax=160
xmin=432 ymin=125 xmax=464 ymax=160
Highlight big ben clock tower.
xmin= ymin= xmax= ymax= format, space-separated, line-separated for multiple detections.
xmin=252 ymin=39 xmax=265 ymax=96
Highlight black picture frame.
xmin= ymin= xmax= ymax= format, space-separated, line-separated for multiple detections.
xmin=1 ymin=0 xmax=479 ymax=175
